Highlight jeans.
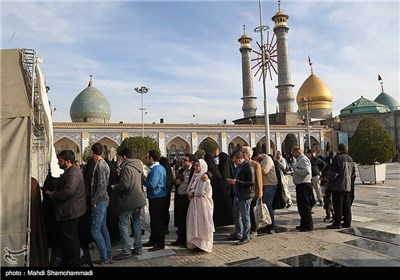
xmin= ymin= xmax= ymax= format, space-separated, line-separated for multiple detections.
xmin=262 ymin=185 xmax=277 ymax=228
xmin=119 ymin=207 xmax=142 ymax=254
xmin=91 ymin=200 xmax=112 ymax=263
xmin=232 ymin=196 xmax=251 ymax=241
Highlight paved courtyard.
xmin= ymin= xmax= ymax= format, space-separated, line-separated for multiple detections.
xmin=89 ymin=162 xmax=400 ymax=268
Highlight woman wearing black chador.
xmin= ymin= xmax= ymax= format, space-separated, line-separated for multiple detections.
xmin=204 ymin=153 xmax=233 ymax=227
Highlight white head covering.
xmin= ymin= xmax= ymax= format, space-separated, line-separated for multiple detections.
xmin=187 ymin=159 xmax=208 ymax=193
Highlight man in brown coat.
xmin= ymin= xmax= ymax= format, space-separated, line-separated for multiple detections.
xmin=242 ymin=146 xmax=263 ymax=237
xmin=49 ymin=150 xmax=87 ymax=267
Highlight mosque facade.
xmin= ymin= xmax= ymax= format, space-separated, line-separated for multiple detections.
xmin=53 ymin=3 xmax=399 ymax=162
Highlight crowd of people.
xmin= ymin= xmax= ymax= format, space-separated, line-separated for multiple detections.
xmin=35 ymin=142 xmax=355 ymax=267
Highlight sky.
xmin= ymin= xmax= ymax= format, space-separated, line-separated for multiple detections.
xmin=2 ymin=0 xmax=399 ymax=124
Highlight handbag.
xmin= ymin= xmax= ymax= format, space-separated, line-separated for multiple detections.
xmin=252 ymin=198 xmax=271 ymax=229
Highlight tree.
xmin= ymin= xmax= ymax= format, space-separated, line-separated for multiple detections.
xmin=194 ymin=149 xmax=206 ymax=159
xmin=283 ymin=133 xmax=298 ymax=155
xmin=82 ymin=145 xmax=92 ymax=162
xmin=348 ymin=116 xmax=396 ymax=165
xmin=199 ymin=138 xmax=219 ymax=156
xmin=117 ymin=136 xmax=160 ymax=163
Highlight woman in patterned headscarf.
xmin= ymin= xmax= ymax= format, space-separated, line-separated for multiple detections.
xmin=186 ymin=159 xmax=215 ymax=253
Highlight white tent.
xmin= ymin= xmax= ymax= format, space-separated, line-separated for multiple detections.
xmin=1 ymin=49 xmax=57 ymax=266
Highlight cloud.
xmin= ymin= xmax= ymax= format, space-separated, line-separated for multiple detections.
xmin=2 ymin=1 xmax=398 ymax=125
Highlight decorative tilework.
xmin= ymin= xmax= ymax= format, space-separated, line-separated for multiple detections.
xmin=54 ymin=132 xmax=81 ymax=145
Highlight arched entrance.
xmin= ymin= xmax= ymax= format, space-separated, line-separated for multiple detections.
xmin=256 ymin=136 xmax=276 ymax=155
xmin=54 ymin=137 xmax=81 ymax=161
xmin=199 ymin=137 xmax=220 ymax=156
xmin=166 ymin=136 xmax=190 ymax=160
xmin=228 ymin=136 xmax=249 ymax=155
xmin=95 ymin=137 xmax=119 ymax=160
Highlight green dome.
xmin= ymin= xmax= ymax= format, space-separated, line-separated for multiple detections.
xmin=340 ymin=96 xmax=390 ymax=117
xmin=70 ymin=81 xmax=111 ymax=123
xmin=374 ymin=92 xmax=400 ymax=112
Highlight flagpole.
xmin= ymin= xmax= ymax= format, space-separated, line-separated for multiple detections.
xmin=255 ymin=0 xmax=271 ymax=155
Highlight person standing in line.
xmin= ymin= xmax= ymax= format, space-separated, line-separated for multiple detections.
xmin=171 ymin=153 xmax=196 ymax=247
xmin=274 ymin=151 xmax=292 ymax=208
xmin=186 ymin=159 xmax=215 ymax=252
xmin=226 ymin=150 xmax=255 ymax=245
xmin=49 ymin=150 xmax=87 ymax=267
xmin=90 ymin=143 xmax=112 ymax=267
xmin=159 ymin=156 xmax=174 ymax=235
xmin=112 ymin=148 xmax=147 ymax=260
xmin=305 ymin=149 xmax=326 ymax=206
xmin=326 ymin=144 xmax=356 ymax=229
xmin=252 ymin=148 xmax=278 ymax=234
xmin=143 ymin=150 xmax=167 ymax=252
xmin=241 ymin=146 xmax=263 ymax=237
xmin=291 ymin=146 xmax=314 ymax=232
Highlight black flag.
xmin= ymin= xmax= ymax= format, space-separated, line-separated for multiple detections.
xmin=378 ymin=74 xmax=382 ymax=81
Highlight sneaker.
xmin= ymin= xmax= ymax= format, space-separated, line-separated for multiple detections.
xmin=112 ymin=252 xmax=132 ymax=260
xmin=132 ymin=249 xmax=143 ymax=256
xmin=236 ymin=239 xmax=250 ymax=245
xmin=323 ymin=216 xmax=331 ymax=222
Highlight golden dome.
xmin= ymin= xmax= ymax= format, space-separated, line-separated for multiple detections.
xmin=297 ymin=74 xmax=333 ymax=106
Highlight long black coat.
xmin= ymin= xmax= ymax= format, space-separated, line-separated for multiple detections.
xmin=204 ymin=154 xmax=234 ymax=227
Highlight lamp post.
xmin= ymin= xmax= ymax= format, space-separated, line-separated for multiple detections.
xmin=303 ymin=97 xmax=312 ymax=150
xmin=254 ymin=0 xmax=270 ymax=155
xmin=134 ymin=86 xmax=149 ymax=138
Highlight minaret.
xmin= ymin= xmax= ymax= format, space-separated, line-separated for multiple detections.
xmin=272 ymin=0 xmax=295 ymax=113
xmin=238 ymin=25 xmax=257 ymax=118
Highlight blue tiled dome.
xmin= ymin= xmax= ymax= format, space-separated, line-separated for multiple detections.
xmin=374 ymin=92 xmax=400 ymax=112
xmin=70 ymin=81 xmax=111 ymax=123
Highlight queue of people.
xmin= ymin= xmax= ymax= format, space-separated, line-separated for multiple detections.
xmin=40 ymin=143 xmax=355 ymax=267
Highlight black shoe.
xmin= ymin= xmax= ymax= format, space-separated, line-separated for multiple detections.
xmin=226 ymin=234 xmax=241 ymax=241
xmin=326 ymin=224 xmax=341 ymax=229
xmin=164 ymin=229 xmax=170 ymax=235
xmin=295 ymin=225 xmax=302 ymax=229
xmin=170 ymin=240 xmax=184 ymax=246
xmin=148 ymin=246 xmax=164 ymax=252
xmin=236 ymin=239 xmax=250 ymax=245
xmin=299 ymin=227 xmax=313 ymax=232
xmin=143 ymin=241 xmax=156 ymax=247
xmin=191 ymin=247 xmax=206 ymax=254
xmin=341 ymin=223 xmax=351 ymax=228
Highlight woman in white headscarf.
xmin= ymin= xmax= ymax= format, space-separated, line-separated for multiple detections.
xmin=186 ymin=159 xmax=215 ymax=252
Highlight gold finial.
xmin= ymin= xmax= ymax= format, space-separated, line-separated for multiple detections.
xmin=278 ymin=0 xmax=281 ymax=12
xmin=308 ymin=55 xmax=313 ymax=74
xmin=378 ymin=74 xmax=384 ymax=92
xmin=88 ymin=74 xmax=93 ymax=87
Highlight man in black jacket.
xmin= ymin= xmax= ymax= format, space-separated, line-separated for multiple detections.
xmin=226 ymin=150 xmax=255 ymax=245
xmin=326 ymin=144 xmax=356 ymax=229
